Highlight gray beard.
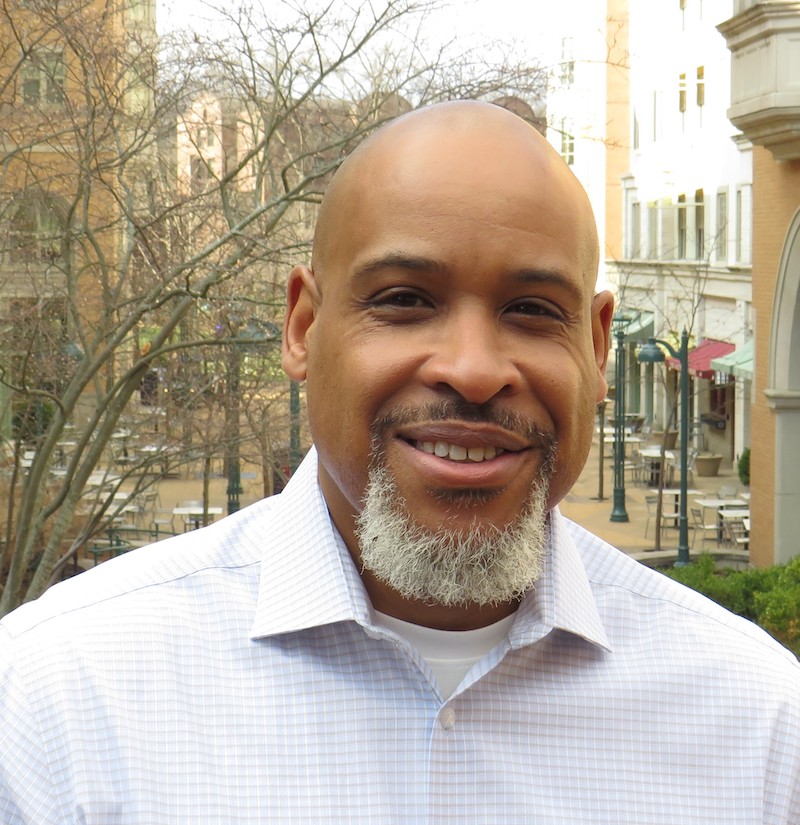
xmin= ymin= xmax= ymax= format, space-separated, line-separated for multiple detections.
xmin=354 ymin=462 xmax=550 ymax=608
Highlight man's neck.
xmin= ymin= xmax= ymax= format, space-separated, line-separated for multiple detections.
xmin=359 ymin=565 xmax=520 ymax=630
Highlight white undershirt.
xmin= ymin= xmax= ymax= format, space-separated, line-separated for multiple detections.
xmin=374 ymin=611 xmax=516 ymax=699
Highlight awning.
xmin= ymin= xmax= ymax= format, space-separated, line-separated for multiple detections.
xmin=710 ymin=339 xmax=753 ymax=380
xmin=666 ymin=339 xmax=735 ymax=379
xmin=614 ymin=310 xmax=654 ymax=343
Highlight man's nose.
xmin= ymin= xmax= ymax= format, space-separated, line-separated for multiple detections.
xmin=418 ymin=313 xmax=523 ymax=405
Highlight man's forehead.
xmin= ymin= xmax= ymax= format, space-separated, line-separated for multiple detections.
xmin=312 ymin=102 xmax=598 ymax=285
xmin=343 ymin=103 xmax=553 ymax=189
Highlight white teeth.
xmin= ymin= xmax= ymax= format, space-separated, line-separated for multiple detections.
xmin=449 ymin=444 xmax=468 ymax=461
xmin=469 ymin=445 xmax=497 ymax=462
xmin=416 ymin=441 xmax=502 ymax=462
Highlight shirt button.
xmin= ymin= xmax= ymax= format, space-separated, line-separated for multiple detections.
xmin=439 ymin=707 xmax=456 ymax=730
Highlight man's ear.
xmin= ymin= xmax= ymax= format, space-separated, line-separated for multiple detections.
xmin=591 ymin=290 xmax=615 ymax=402
xmin=282 ymin=265 xmax=320 ymax=381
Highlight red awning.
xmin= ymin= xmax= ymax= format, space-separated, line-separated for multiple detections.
xmin=666 ymin=340 xmax=735 ymax=379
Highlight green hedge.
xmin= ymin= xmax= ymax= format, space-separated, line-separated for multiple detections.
xmin=662 ymin=554 xmax=800 ymax=657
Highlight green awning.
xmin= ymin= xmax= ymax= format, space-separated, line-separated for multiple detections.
xmin=710 ymin=339 xmax=753 ymax=380
xmin=615 ymin=310 xmax=654 ymax=343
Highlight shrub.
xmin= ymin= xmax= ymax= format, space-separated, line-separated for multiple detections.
xmin=663 ymin=555 xmax=800 ymax=657
xmin=737 ymin=447 xmax=750 ymax=487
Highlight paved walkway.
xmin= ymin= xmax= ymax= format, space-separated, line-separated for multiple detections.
xmin=558 ymin=437 xmax=745 ymax=562
xmin=118 ymin=436 xmax=747 ymax=567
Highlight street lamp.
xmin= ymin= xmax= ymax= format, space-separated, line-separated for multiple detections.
xmin=226 ymin=318 xmax=280 ymax=515
xmin=610 ymin=314 xmax=631 ymax=523
xmin=637 ymin=330 xmax=691 ymax=566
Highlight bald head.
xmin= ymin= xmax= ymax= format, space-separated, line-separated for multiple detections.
xmin=282 ymin=99 xmax=614 ymax=604
xmin=312 ymin=100 xmax=599 ymax=287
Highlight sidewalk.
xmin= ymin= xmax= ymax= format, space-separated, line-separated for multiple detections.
xmin=136 ymin=436 xmax=745 ymax=564
xmin=559 ymin=436 xmax=743 ymax=562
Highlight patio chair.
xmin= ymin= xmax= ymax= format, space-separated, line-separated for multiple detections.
xmin=722 ymin=518 xmax=749 ymax=552
xmin=691 ymin=506 xmax=717 ymax=549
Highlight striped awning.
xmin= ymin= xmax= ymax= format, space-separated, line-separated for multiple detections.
xmin=666 ymin=339 xmax=735 ymax=379
xmin=710 ymin=339 xmax=753 ymax=380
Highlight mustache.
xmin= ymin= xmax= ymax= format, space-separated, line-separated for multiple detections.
xmin=371 ymin=399 xmax=556 ymax=454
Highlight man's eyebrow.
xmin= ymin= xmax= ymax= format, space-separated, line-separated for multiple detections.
xmin=511 ymin=268 xmax=585 ymax=303
xmin=351 ymin=254 xmax=586 ymax=302
xmin=351 ymin=252 xmax=447 ymax=280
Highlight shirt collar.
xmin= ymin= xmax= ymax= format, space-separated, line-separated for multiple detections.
xmin=509 ymin=507 xmax=611 ymax=652
xmin=250 ymin=448 xmax=610 ymax=653
xmin=250 ymin=448 xmax=374 ymax=640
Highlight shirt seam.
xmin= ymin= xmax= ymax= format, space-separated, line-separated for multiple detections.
xmin=588 ymin=576 xmax=800 ymax=662
xmin=3 ymin=558 xmax=261 ymax=639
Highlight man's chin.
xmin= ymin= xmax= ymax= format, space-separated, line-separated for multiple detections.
xmin=355 ymin=464 xmax=551 ymax=608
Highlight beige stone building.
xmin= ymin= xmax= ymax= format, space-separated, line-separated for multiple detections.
xmin=718 ymin=0 xmax=800 ymax=566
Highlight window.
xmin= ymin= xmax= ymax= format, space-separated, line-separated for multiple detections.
xmin=560 ymin=120 xmax=574 ymax=166
xmin=628 ymin=201 xmax=641 ymax=258
xmin=735 ymin=185 xmax=752 ymax=264
xmin=678 ymin=73 xmax=687 ymax=113
xmin=652 ymin=91 xmax=658 ymax=141
xmin=694 ymin=189 xmax=704 ymax=259
xmin=677 ymin=194 xmax=687 ymax=258
xmin=5 ymin=298 xmax=71 ymax=415
xmin=715 ymin=190 xmax=728 ymax=261
xmin=3 ymin=194 xmax=66 ymax=265
xmin=633 ymin=110 xmax=639 ymax=150
xmin=696 ymin=66 xmax=705 ymax=107
xmin=190 ymin=156 xmax=211 ymax=194
xmin=647 ymin=204 xmax=658 ymax=258
xmin=735 ymin=189 xmax=743 ymax=261
xmin=20 ymin=50 xmax=65 ymax=106
xmin=560 ymin=38 xmax=574 ymax=86
xmin=709 ymin=378 xmax=730 ymax=421
xmin=198 ymin=109 xmax=215 ymax=148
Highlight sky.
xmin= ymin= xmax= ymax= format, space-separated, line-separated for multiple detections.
xmin=156 ymin=0 xmax=568 ymax=64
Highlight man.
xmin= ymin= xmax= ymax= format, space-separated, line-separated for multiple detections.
xmin=1 ymin=102 xmax=798 ymax=823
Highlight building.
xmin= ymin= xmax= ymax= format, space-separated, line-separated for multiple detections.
xmin=604 ymin=0 xmax=754 ymax=473
xmin=0 ymin=0 xmax=158 ymax=438
xmin=718 ymin=0 xmax=800 ymax=566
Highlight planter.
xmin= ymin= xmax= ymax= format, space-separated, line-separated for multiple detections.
xmin=694 ymin=454 xmax=722 ymax=477
xmin=652 ymin=430 xmax=678 ymax=450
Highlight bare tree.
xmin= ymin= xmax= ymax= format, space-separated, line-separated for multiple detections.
xmin=0 ymin=0 xmax=547 ymax=614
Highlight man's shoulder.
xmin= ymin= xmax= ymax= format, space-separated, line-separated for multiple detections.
xmin=1 ymin=495 xmax=282 ymax=641
xmin=560 ymin=515 xmax=800 ymax=676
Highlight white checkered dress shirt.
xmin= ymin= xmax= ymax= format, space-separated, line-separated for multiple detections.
xmin=2 ymin=448 xmax=799 ymax=823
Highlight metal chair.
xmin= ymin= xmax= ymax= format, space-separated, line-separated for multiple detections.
xmin=691 ymin=506 xmax=717 ymax=549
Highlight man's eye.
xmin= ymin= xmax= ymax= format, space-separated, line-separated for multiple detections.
xmin=373 ymin=290 xmax=430 ymax=309
xmin=508 ymin=300 xmax=560 ymax=319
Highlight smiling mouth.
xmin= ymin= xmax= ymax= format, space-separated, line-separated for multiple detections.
xmin=413 ymin=440 xmax=506 ymax=463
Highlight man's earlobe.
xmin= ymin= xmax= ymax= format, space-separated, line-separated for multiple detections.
xmin=282 ymin=265 xmax=318 ymax=381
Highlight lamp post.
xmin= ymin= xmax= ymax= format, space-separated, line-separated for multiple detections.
xmin=289 ymin=380 xmax=302 ymax=474
xmin=225 ymin=318 xmax=280 ymax=515
xmin=637 ymin=330 xmax=691 ymax=565
xmin=610 ymin=315 xmax=630 ymax=522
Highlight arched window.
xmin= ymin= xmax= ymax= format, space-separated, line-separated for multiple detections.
xmin=2 ymin=193 xmax=67 ymax=265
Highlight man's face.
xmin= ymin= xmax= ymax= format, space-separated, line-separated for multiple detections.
xmin=284 ymin=110 xmax=612 ymax=601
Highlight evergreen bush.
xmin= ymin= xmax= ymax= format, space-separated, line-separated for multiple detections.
xmin=738 ymin=447 xmax=750 ymax=487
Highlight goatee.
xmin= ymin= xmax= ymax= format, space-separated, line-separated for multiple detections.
xmin=355 ymin=460 xmax=552 ymax=608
